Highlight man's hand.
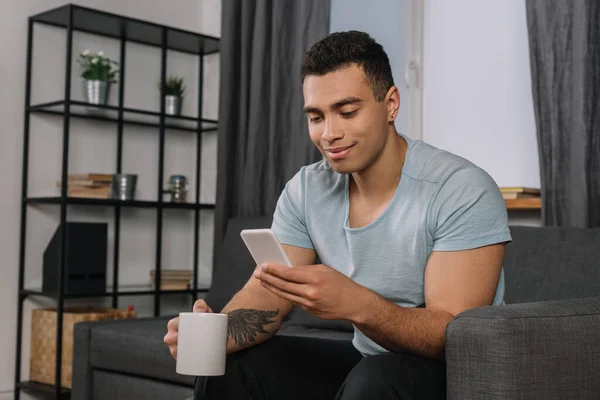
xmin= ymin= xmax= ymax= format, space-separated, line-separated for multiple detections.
xmin=163 ymin=299 xmax=213 ymax=359
xmin=253 ymin=263 xmax=366 ymax=322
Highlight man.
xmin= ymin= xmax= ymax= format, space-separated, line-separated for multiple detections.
xmin=165 ymin=30 xmax=511 ymax=400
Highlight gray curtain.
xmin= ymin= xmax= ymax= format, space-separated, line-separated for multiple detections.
xmin=525 ymin=1 xmax=600 ymax=228
xmin=213 ymin=0 xmax=330 ymax=245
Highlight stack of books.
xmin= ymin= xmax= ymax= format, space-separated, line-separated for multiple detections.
xmin=499 ymin=187 xmax=541 ymax=200
xmin=57 ymin=173 xmax=113 ymax=199
xmin=150 ymin=269 xmax=193 ymax=291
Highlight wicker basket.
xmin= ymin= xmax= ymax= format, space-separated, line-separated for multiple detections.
xmin=30 ymin=306 xmax=136 ymax=388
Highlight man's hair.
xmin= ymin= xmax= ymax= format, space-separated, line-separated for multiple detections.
xmin=301 ymin=30 xmax=395 ymax=101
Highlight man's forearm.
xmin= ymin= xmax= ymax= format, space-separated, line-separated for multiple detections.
xmin=220 ymin=285 xmax=292 ymax=354
xmin=352 ymin=288 xmax=454 ymax=358
xmin=224 ymin=308 xmax=280 ymax=353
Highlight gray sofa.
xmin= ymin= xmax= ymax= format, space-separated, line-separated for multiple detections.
xmin=71 ymin=217 xmax=600 ymax=400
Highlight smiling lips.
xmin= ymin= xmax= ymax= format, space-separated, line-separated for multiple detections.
xmin=324 ymin=144 xmax=355 ymax=160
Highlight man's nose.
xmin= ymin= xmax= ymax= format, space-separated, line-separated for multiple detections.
xmin=321 ymin=118 xmax=344 ymax=143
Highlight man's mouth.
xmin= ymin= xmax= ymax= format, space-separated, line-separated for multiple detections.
xmin=324 ymin=144 xmax=355 ymax=160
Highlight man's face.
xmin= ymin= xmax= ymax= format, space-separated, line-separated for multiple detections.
xmin=302 ymin=65 xmax=393 ymax=174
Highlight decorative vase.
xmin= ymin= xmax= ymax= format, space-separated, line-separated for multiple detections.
xmin=84 ymin=80 xmax=111 ymax=105
xmin=165 ymin=95 xmax=183 ymax=116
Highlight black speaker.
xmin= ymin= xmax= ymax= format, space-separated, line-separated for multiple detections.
xmin=43 ymin=222 xmax=108 ymax=295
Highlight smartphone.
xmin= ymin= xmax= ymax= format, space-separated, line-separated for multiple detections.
xmin=240 ymin=229 xmax=293 ymax=268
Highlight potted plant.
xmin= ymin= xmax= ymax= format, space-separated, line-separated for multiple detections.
xmin=161 ymin=75 xmax=186 ymax=116
xmin=77 ymin=49 xmax=119 ymax=105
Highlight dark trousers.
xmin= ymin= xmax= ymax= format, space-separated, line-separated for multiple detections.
xmin=195 ymin=335 xmax=446 ymax=400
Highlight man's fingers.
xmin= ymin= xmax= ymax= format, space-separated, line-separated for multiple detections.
xmin=165 ymin=317 xmax=179 ymax=360
xmin=167 ymin=339 xmax=177 ymax=359
xmin=164 ymin=331 xmax=177 ymax=345
xmin=167 ymin=317 xmax=179 ymax=331
xmin=193 ymin=299 xmax=213 ymax=313
xmin=163 ymin=331 xmax=178 ymax=359
xmin=261 ymin=263 xmax=313 ymax=284
xmin=260 ymin=281 xmax=309 ymax=308
xmin=257 ymin=270 xmax=307 ymax=297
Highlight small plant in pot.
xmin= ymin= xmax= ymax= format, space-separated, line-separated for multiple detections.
xmin=77 ymin=49 xmax=119 ymax=106
xmin=161 ymin=75 xmax=186 ymax=116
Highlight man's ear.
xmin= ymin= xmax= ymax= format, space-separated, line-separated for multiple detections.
xmin=385 ymin=86 xmax=400 ymax=122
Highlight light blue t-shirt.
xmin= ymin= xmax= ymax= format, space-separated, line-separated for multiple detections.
xmin=271 ymin=132 xmax=512 ymax=356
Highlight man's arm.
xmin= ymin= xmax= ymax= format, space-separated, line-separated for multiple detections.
xmin=351 ymin=243 xmax=505 ymax=358
xmin=221 ymin=244 xmax=317 ymax=354
xmin=255 ymin=243 xmax=505 ymax=358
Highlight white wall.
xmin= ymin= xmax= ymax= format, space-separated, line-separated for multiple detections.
xmin=423 ymin=0 xmax=540 ymax=189
xmin=0 ymin=0 xmax=221 ymax=396
xmin=329 ymin=0 xmax=411 ymax=137
xmin=329 ymin=0 xmax=541 ymax=225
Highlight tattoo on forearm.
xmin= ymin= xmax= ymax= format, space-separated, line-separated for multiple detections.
xmin=227 ymin=309 xmax=279 ymax=347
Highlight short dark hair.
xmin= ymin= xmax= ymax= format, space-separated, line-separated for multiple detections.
xmin=301 ymin=30 xmax=395 ymax=101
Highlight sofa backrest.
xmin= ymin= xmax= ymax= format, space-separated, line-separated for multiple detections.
xmin=503 ymin=226 xmax=600 ymax=304
xmin=204 ymin=216 xmax=353 ymax=332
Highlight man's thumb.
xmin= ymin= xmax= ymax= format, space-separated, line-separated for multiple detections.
xmin=193 ymin=299 xmax=213 ymax=313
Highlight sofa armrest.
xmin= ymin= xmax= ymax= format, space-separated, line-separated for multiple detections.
xmin=445 ymin=296 xmax=600 ymax=400
xmin=71 ymin=321 xmax=94 ymax=400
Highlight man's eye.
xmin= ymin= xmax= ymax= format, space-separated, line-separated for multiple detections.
xmin=309 ymin=116 xmax=322 ymax=123
xmin=341 ymin=110 xmax=358 ymax=118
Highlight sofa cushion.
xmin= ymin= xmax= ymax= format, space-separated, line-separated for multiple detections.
xmin=277 ymin=324 xmax=354 ymax=342
xmin=76 ymin=314 xmax=353 ymax=392
xmin=80 ymin=316 xmax=196 ymax=387
xmin=92 ymin=369 xmax=193 ymax=400
xmin=206 ymin=216 xmax=353 ymax=332
xmin=503 ymin=226 xmax=600 ymax=304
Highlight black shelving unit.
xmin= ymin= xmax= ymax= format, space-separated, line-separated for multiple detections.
xmin=29 ymin=100 xmax=219 ymax=132
xmin=15 ymin=4 xmax=219 ymax=399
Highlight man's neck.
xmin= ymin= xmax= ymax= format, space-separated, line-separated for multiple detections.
xmin=350 ymin=129 xmax=407 ymax=199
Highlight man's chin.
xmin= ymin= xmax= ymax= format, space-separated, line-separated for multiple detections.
xmin=325 ymin=158 xmax=357 ymax=174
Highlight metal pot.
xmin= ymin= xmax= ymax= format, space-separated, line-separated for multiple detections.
xmin=110 ymin=174 xmax=138 ymax=201
xmin=165 ymin=95 xmax=183 ymax=116
xmin=84 ymin=80 xmax=111 ymax=105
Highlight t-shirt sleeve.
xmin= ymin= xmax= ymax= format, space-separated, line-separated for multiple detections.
xmin=271 ymin=168 xmax=315 ymax=249
xmin=428 ymin=166 xmax=512 ymax=252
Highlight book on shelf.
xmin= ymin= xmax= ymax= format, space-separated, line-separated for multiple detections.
xmin=151 ymin=280 xmax=191 ymax=291
xmin=499 ymin=186 xmax=540 ymax=200
xmin=56 ymin=179 xmax=112 ymax=188
xmin=56 ymin=173 xmax=113 ymax=199
xmin=68 ymin=173 xmax=113 ymax=182
xmin=150 ymin=269 xmax=192 ymax=291
xmin=150 ymin=269 xmax=193 ymax=279
xmin=62 ymin=186 xmax=111 ymax=199
xmin=499 ymin=187 xmax=540 ymax=195
xmin=502 ymin=192 xmax=540 ymax=200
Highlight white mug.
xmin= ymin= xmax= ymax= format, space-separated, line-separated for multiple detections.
xmin=176 ymin=312 xmax=228 ymax=376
